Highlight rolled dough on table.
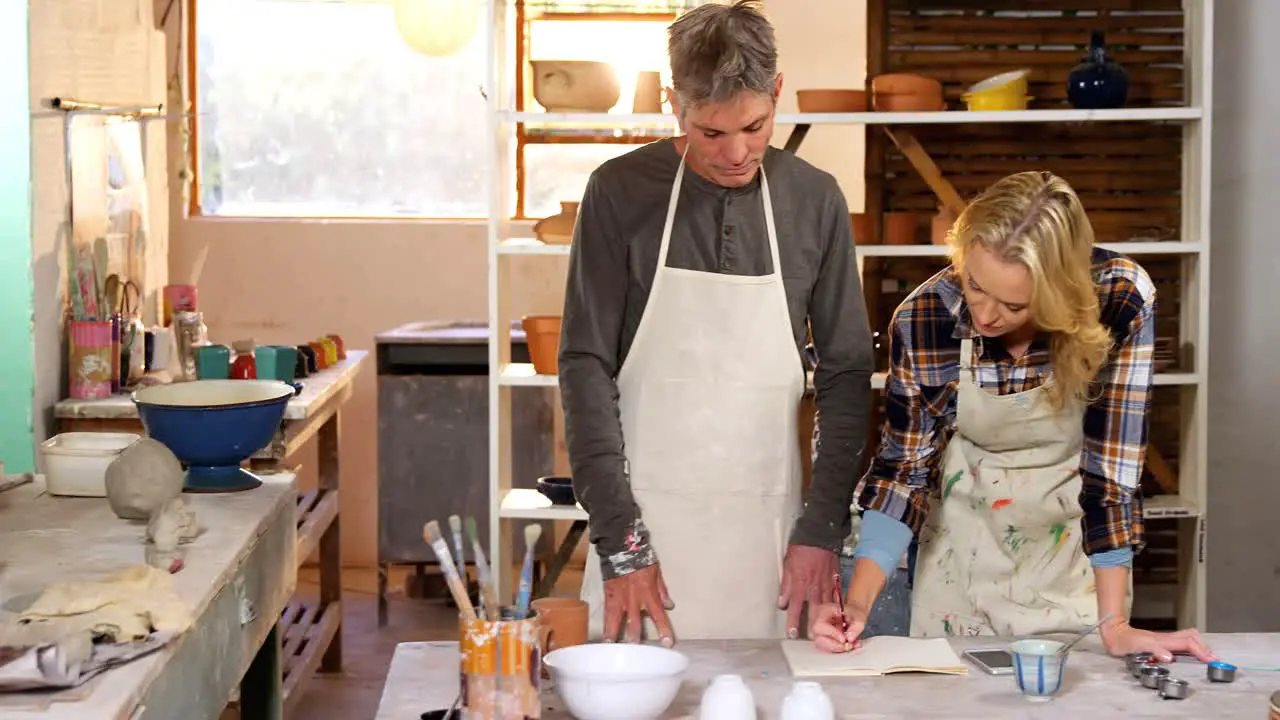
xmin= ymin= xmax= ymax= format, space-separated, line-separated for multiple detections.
xmin=781 ymin=636 xmax=970 ymax=677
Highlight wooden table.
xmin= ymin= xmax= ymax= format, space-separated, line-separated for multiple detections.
xmin=375 ymin=635 xmax=1280 ymax=719
xmin=53 ymin=350 xmax=368 ymax=714
xmin=0 ymin=473 xmax=297 ymax=719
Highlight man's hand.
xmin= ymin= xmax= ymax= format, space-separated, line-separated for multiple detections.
xmin=777 ymin=544 xmax=839 ymax=639
xmin=602 ymin=564 xmax=676 ymax=647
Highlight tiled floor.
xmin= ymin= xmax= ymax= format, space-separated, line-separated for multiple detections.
xmin=230 ymin=564 xmax=584 ymax=719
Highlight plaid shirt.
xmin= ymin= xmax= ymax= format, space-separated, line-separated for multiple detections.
xmin=855 ymin=246 xmax=1155 ymax=556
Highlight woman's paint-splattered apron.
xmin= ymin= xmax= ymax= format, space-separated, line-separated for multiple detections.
xmin=910 ymin=337 xmax=1114 ymax=637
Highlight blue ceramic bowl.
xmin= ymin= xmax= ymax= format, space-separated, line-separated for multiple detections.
xmin=133 ymin=380 xmax=294 ymax=493
xmin=1010 ymin=639 xmax=1067 ymax=701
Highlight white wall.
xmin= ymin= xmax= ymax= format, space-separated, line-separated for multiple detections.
xmin=1206 ymin=0 xmax=1280 ymax=631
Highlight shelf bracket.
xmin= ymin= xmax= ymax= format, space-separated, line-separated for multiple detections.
xmin=783 ymin=124 xmax=811 ymax=154
xmin=881 ymin=127 xmax=966 ymax=216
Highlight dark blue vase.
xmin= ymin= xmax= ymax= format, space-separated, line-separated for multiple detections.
xmin=1066 ymin=30 xmax=1129 ymax=109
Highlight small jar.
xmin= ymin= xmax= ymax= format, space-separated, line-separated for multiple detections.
xmin=699 ymin=674 xmax=755 ymax=720
xmin=230 ymin=340 xmax=257 ymax=379
xmin=780 ymin=681 xmax=834 ymax=720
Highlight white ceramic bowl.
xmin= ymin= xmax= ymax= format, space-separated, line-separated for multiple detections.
xmin=1009 ymin=639 xmax=1067 ymax=701
xmin=544 ymin=643 xmax=689 ymax=720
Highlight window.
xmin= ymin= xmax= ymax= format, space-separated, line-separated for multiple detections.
xmin=191 ymin=0 xmax=710 ymax=219
xmin=193 ymin=0 xmax=489 ymax=218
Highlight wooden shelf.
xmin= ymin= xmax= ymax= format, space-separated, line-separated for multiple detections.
xmin=499 ymin=488 xmax=588 ymax=521
xmin=281 ymin=598 xmax=342 ymax=716
xmin=503 ymin=107 xmax=1204 ymax=126
xmin=499 ymin=239 xmax=1204 ymax=258
xmin=295 ymin=488 xmax=339 ymax=566
xmin=858 ymin=241 xmax=1204 ymax=257
xmin=498 ymin=238 xmax=571 ymax=255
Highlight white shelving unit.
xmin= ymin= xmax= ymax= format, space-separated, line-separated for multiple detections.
xmin=485 ymin=0 xmax=1214 ymax=627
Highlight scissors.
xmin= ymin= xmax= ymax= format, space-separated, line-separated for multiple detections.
xmin=102 ymin=274 xmax=142 ymax=348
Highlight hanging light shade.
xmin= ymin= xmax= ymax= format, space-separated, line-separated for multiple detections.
xmin=394 ymin=0 xmax=482 ymax=57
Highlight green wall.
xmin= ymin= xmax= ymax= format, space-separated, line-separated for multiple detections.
xmin=0 ymin=1 xmax=35 ymax=473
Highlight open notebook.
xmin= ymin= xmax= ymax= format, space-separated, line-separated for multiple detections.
xmin=781 ymin=636 xmax=970 ymax=677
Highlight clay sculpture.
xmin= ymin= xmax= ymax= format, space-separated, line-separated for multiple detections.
xmin=104 ymin=437 xmax=184 ymax=520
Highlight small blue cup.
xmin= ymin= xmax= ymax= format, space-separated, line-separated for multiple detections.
xmin=1010 ymin=639 xmax=1067 ymax=701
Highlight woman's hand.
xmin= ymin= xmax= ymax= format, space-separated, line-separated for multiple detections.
xmin=1100 ymin=620 xmax=1216 ymax=663
xmin=808 ymin=602 xmax=870 ymax=654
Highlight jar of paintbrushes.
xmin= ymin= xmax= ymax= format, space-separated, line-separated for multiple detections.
xmin=424 ymin=518 xmax=546 ymax=719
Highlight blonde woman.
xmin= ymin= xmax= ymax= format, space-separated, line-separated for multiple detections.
xmin=811 ymin=171 xmax=1214 ymax=662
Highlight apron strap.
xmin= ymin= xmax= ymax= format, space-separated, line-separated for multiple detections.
xmin=655 ymin=149 xmax=687 ymax=270
xmin=959 ymin=337 xmax=977 ymax=385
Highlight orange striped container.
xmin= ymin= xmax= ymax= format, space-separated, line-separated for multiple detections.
xmin=459 ymin=609 xmax=543 ymax=719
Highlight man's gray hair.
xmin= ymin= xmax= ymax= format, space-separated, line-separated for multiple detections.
xmin=668 ymin=0 xmax=778 ymax=112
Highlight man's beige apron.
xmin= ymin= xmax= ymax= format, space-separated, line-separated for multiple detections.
xmin=910 ymin=337 xmax=1120 ymax=638
xmin=579 ymin=149 xmax=805 ymax=641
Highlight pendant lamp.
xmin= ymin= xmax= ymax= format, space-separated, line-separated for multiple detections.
xmin=394 ymin=0 xmax=481 ymax=57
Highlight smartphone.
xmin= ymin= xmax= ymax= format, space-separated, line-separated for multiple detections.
xmin=963 ymin=647 xmax=1015 ymax=675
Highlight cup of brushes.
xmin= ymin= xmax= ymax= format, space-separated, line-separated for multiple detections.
xmin=423 ymin=519 xmax=546 ymax=718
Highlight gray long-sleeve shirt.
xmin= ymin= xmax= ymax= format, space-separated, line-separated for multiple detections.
xmin=558 ymin=138 xmax=875 ymax=580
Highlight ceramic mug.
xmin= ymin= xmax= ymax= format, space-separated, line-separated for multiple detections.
xmin=195 ymin=344 xmax=231 ymax=380
xmin=297 ymin=345 xmax=318 ymax=374
xmin=268 ymin=345 xmax=298 ymax=382
xmin=254 ymin=346 xmax=279 ymax=383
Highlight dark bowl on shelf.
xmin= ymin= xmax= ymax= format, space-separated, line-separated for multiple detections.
xmin=537 ymin=476 xmax=577 ymax=506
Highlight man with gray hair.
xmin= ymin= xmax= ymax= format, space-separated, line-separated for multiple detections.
xmin=559 ymin=0 xmax=874 ymax=645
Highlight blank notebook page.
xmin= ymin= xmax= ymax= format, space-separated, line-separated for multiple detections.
xmin=781 ymin=636 xmax=970 ymax=677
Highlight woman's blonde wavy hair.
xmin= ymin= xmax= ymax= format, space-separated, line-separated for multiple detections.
xmin=946 ymin=170 xmax=1113 ymax=409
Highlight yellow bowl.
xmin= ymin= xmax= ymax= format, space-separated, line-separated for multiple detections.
xmin=962 ymin=69 xmax=1032 ymax=111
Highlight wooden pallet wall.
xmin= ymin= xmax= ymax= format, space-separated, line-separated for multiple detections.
xmin=882 ymin=2 xmax=1187 ymax=243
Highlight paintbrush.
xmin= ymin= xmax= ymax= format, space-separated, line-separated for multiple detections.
xmin=466 ymin=516 xmax=500 ymax=621
xmin=448 ymin=514 xmax=468 ymax=586
xmin=422 ymin=520 xmax=477 ymax=623
xmin=513 ymin=524 xmax=542 ymax=619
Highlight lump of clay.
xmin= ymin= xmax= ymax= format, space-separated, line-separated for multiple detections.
xmin=105 ymin=437 xmax=184 ymax=520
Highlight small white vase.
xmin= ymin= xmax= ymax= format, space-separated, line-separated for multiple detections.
xmin=780 ymin=681 xmax=835 ymax=720
xmin=699 ymin=674 xmax=756 ymax=720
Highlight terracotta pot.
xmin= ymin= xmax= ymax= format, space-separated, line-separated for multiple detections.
xmin=850 ymin=213 xmax=876 ymax=245
xmin=871 ymin=73 xmax=943 ymax=97
xmin=884 ymin=212 xmax=922 ymax=245
xmin=531 ymin=596 xmax=588 ymax=653
xmin=797 ymin=89 xmax=867 ymax=113
xmin=932 ymin=207 xmax=959 ymax=246
xmin=871 ymin=73 xmax=946 ymax=112
xmin=521 ymin=315 xmax=562 ymax=375
xmin=872 ymin=91 xmax=947 ymax=112
xmin=534 ymin=201 xmax=578 ymax=245
xmin=532 ymin=60 xmax=620 ymax=112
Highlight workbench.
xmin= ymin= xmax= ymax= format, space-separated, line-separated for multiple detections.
xmin=52 ymin=350 xmax=368 ymax=713
xmin=374 ymin=635 xmax=1280 ymax=719
xmin=0 ymin=473 xmax=297 ymax=719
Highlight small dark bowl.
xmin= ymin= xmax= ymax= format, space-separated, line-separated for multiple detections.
xmin=537 ymin=476 xmax=577 ymax=506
